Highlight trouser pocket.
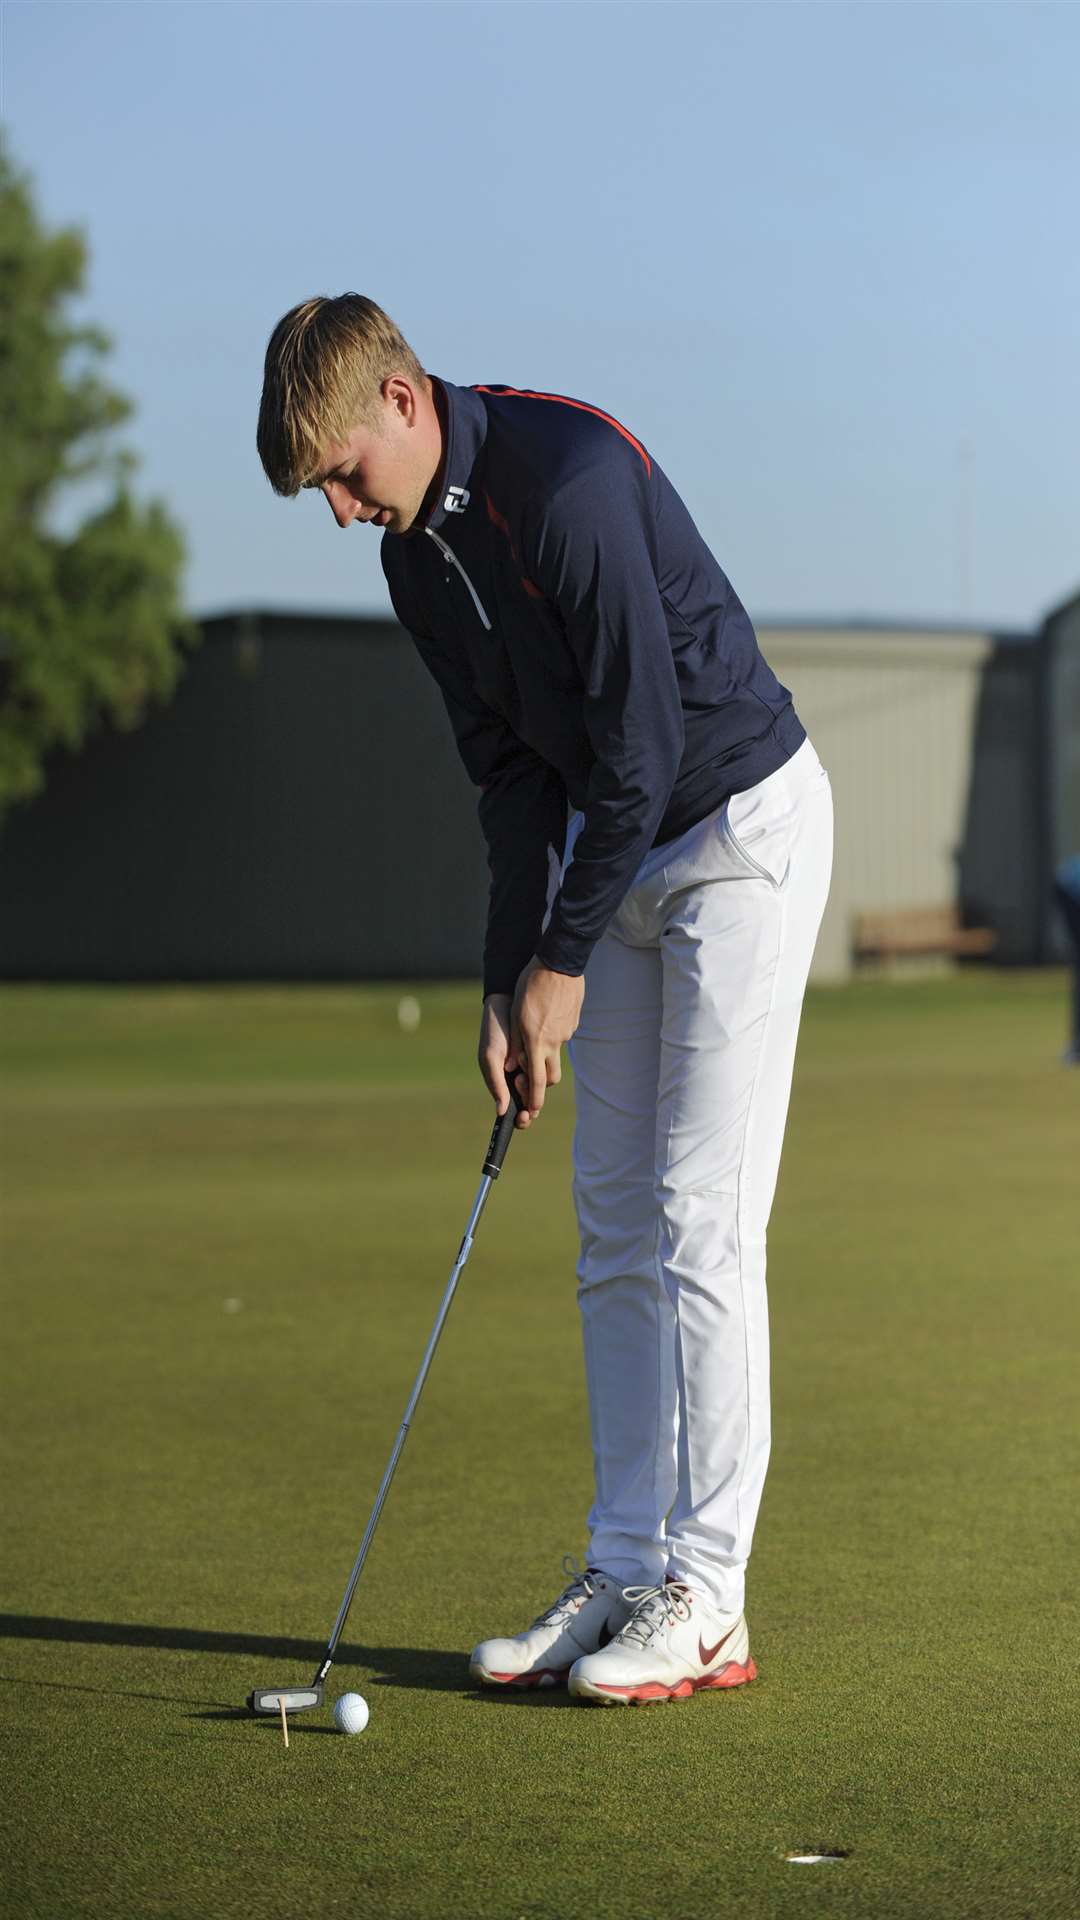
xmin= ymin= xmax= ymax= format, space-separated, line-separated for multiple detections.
xmin=723 ymin=742 xmax=830 ymax=892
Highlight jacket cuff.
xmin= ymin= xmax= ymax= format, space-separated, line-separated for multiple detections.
xmin=534 ymin=929 xmax=591 ymax=977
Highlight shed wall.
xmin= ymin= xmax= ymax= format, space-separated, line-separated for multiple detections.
xmin=0 ymin=613 xmax=491 ymax=980
xmin=957 ymin=640 xmax=1044 ymax=965
xmin=0 ymin=609 xmax=1052 ymax=984
xmin=1046 ymin=596 xmax=1080 ymax=961
xmin=761 ymin=629 xmax=994 ymax=981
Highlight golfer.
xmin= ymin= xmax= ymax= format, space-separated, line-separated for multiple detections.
xmin=257 ymin=295 xmax=833 ymax=1704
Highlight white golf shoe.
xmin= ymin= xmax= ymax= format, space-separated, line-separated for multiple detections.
xmin=469 ymin=1557 xmax=635 ymax=1689
xmin=568 ymin=1578 xmax=756 ymax=1705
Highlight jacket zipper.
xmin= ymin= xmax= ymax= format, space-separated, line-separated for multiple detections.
xmin=426 ymin=528 xmax=492 ymax=632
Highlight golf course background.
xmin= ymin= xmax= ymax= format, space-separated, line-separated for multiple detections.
xmin=2 ymin=974 xmax=1078 ymax=1919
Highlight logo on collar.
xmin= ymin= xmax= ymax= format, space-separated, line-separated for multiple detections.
xmin=444 ymin=485 xmax=470 ymax=514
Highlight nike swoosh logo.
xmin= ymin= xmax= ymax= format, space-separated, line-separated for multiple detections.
xmin=698 ymin=1625 xmax=738 ymax=1666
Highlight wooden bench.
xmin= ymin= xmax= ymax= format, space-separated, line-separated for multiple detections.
xmin=853 ymin=904 xmax=997 ymax=964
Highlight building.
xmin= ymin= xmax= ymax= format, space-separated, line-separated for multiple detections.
xmin=1 ymin=597 xmax=1075 ymax=983
xmin=0 ymin=610 xmax=488 ymax=981
xmin=1042 ymin=588 xmax=1080 ymax=958
xmin=763 ymin=620 xmax=1042 ymax=977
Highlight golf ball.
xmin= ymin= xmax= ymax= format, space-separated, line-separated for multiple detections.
xmin=397 ymin=995 xmax=421 ymax=1032
xmin=333 ymin=1692 xmax=370 ymax=1735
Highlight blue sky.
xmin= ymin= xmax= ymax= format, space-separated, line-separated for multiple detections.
xmin=3 ymin=0 xmax=1078 ymax=632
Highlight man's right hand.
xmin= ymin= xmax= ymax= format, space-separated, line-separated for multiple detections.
xmin=478 ymin=992 xmax=532 ymax=1129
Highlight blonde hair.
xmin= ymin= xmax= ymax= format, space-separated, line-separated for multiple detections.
xmin=257 ymin=294 xmax=427 ymax=497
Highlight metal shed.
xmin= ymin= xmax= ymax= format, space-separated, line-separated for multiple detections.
xmin=1043 ymin=588 xmax=1080 ymax=961
xmin=759 ymin=620 xmax=1041 ymax=981
xmin=0 ymin=610 xmax=490 ymax=981
xmin=1 ymin=600 xmax=1071 ymax=985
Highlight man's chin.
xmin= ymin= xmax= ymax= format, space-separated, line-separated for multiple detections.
xmin=389 ymin=507 xmax=424 ymax=538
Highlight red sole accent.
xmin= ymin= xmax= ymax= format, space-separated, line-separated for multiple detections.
xmin=479 ymin=1667 xmax=567 ymax=1689
xmin=587 ymin=1657 xmax=757 ymax=1703
xmin=698 ymin=1656 xmax=757 ymax=1690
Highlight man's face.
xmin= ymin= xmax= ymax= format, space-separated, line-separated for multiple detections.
xmin=313 ymin=379 xmax=437 ymax=536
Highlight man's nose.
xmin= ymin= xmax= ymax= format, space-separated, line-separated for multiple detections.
xmin=323 ymin=483 xmax=359 ymax=529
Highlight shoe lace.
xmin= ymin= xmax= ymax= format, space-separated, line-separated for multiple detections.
xmin=616 ymin=1581 xmax=693 ymax=1648
xmin=528 ymin=1555 xmax=597 ymax=1631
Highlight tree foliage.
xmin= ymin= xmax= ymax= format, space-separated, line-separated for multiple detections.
xmin=0 ymin=134 xmax=196 ymax=815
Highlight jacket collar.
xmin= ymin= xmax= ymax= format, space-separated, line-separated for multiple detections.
xmin=421 ymin=378 xmax=489 ymax=534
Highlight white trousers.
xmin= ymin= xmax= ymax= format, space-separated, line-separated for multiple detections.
xmin=565 ymin=737 xmax=833 ymax=1612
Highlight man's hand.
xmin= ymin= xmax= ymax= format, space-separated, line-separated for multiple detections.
xmin=478 ymin=964 xmax=585 ymax=1128
xmin=510 ymin=958 xmax=585 ymax=1124
xmin=478 ymin=993 xmax=520 ymax=1123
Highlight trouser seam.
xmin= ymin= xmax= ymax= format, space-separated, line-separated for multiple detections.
xmin=730 ymin=882 xmax=787 ymax=1557
xmin=651 ymin=1209 xmax=667 ymax=1563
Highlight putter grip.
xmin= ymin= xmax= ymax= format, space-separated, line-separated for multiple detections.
xmin=482 ymin=1071 xmax=527 ymax=1177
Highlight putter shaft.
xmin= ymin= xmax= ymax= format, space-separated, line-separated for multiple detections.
xmin=314 ymin=1171 xmax=495 ymax=1682
xmin=248 ymin=1084 xmax=523 ymax=1715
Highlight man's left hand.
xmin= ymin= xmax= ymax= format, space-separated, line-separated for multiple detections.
xmin=508 ymin=959 xmax=586 ymax=1124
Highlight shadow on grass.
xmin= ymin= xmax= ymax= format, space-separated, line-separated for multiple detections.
xmin=465 ymin=1690 xmax=579 ymax=1709
xmin=0 ymin=1613 xmax=584 ymax=1707
xmin=0 ymin=1669 xmax=235 ymax=1711
xmin=186 ymin=1709 xmax=342 ymax=1735
xmin=0 ymin=1612 xmax=464 ymax=1696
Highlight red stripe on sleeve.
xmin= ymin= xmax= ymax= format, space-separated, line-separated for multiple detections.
xmin=474 ymin=387 xmax=652 ymax=477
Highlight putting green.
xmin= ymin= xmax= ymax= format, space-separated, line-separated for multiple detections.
xmin=2 ymin=975 xmax=1077 ymax=1919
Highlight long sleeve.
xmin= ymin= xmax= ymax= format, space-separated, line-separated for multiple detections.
xmin=410 ymin=628 xmax=568 ymax=997
xmin=522 ymin=467 xmax=685 ymax=977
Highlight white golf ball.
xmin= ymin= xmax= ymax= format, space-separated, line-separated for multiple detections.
xmin=397 ymin=995 xmax=421 ymax=1033
xmin=333 ymin=1691 xmax=370 ymax=1735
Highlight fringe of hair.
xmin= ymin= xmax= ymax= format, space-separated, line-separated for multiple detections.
xmin=256 ymin=294 xmax=426 ymax=497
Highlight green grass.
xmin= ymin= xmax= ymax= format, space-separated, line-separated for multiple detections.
xmin=1 ymin=974 xmax=1078 ymax=1919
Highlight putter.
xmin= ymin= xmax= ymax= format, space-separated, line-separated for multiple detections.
xmin=247 ymin=1071 xmax=527 ymax=1717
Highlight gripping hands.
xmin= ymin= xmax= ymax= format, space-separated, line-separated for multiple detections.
xmin=479 ymin=960 xmax=586 ymax=1129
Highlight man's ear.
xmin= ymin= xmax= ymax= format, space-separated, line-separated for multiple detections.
xmin=384 ymin=374 xmax=417 ymax=425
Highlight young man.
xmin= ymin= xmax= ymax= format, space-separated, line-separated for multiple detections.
xmin=257 ymin=294 xmax=833 ymax=1705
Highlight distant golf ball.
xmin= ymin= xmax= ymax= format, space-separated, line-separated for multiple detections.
xmin=334 ymin=1692 xmax=369 ymax=1735
xmin=397 ymin=995 xmax=421 ymax=1032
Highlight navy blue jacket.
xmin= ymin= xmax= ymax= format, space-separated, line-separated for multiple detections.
xmin=381 ymin=379 xmax=805 ymax=997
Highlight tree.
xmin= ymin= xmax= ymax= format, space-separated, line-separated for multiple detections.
xmin=0 ymin=133 xmax=196 ymax=817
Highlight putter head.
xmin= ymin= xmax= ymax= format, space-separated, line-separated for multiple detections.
xmin=247 ymin=1682 xmax=325 ymax=1716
